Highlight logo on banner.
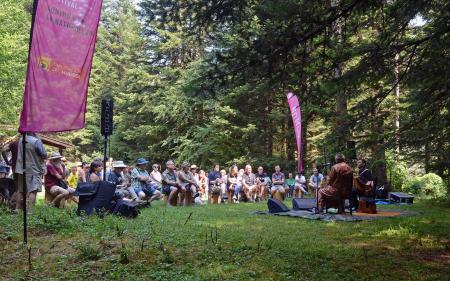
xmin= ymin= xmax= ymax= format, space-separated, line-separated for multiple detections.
xmin=38 ymin=56 xmax=82 ymax=79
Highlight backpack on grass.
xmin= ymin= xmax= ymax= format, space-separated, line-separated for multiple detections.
xmin=111 ymin=199 xmax=140 ymax=218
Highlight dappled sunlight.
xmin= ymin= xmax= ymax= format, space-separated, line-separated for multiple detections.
xmin=375 ymin=225 xmax=417 ymax=238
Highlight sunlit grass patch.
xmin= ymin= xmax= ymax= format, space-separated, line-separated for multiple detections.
xmin=0 ymin=199 xmax=449 ymax=280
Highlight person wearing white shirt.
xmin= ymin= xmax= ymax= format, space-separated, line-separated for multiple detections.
xmin=294 ymin=172 xmax=307 ymax=198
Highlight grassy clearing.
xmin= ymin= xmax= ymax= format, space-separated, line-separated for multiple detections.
xmin=0 ymin=199 xmax=449 ymax=281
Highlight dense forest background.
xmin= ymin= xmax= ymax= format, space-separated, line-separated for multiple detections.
xmin=0 ymin=0 xmax=449 ymax=192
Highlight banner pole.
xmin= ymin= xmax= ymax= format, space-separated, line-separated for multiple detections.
xmin=22 ymin=133 xmax=27 ymax=244
xmin=21 ymin=0 xmax=39 ymax=244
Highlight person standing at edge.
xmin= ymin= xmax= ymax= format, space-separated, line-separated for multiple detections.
xmin=15 ymin=133 xmax=47 ymax=213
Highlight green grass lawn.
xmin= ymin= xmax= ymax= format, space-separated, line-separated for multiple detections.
xmin=0 ymin=199 xmax=449 ymax=281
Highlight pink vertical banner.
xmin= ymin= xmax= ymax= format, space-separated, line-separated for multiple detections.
xmin=19 ymin=0 xmax=103 ymax=133
xmin=287 ymin=92 xmax=302 ymax=173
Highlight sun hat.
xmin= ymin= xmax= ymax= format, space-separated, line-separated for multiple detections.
xmin=49 ymin=152 xmax=63 ymax=160
xmin=112 ymin=161 xmax=127 ymax=168
xmin=136 ymin=158 xmax=149 ymax=165
xmin=190 ymin=164 xmax=198 ymax=170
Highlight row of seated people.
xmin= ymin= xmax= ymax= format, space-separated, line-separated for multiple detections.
xmin=109 ymin=159 xmax=336 ymax=207
xmin=1 ymin=133 xmax=375 ymax=213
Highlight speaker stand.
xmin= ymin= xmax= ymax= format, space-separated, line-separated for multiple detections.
xmin=103 ymin=135 xmax=108 ymax=181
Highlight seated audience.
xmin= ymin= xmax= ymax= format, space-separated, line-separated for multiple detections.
xmin=67 ymin=165 xmax=78 ymax=189
xmin=286 ymin=173 xmax=295 ymax=198
xmin=123 ymin=165 xmax=133 ymax=186
xmin=308 ymin=167 xmax=323 ymax=197
xmin=107 ymin=161 xmax=140 ymax=202
xmin=237 ymin=168 xmax=245 ymax=201
xmin=89 ymin=160 xmax=103 ymax=182
xmin=162 ymin=160 xmax=182 ymax=206
xmin=317 ymin=153 xmax=353 ymax=214
xmin=208 ymin=164 xmax=223 ymax=204
xmin=255 ymin=166 xmax=268 ymax=201
xmin=242 ymin=164 xmax=257 ymax=202
xmin=271 ymin=165 xmax=288 ymax=200
xmin=131 ymin=158 xmax=161 ymax=203
xmin=227 ymin=165 xmax=239 ymax=203
xmin=150 ymin=164 xmax=163 ymax=191
xmin=77 ymin=162 xmax=90 ymax=183
xmin=354 ymin=158 xmax=376 ymax=213
xmin=61 ymin=157 xmax=70 ymax=179
xmin=198 ymin=169 xmax=208 ymax=199
xmin=294 ymin=172 xmax=307 ymax=198
xmin=178 ymin=162 xmax=198 ymax=206
xmin=0 ymin=164 xmax=15 ymax=205
xmin=220 ymin=169 xmax=228 ymax=203
xmin=44 ymin=153 xmax=75 ymax=207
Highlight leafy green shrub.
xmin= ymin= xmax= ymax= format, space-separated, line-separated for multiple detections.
xmin=385 ymin=151 xmax=408 ymax=191
xmin=402 ymin=173 xmax=447 ymax=199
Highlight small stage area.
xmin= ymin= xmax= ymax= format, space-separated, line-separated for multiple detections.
xmin=254 ymin=208 xmax=418 ymax=222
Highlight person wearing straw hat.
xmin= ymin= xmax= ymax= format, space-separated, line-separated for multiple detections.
xmin=107 ymin=161 xmax=140 ymax=202
xmin=44 ymin=152 xmax=75 ymax=208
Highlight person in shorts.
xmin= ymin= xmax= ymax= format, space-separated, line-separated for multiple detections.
xmin=242 ymin=164 xmax=257 ymax=202
xmin=271 ymin=165 xmax=288 ymax=200
xmin=107 ymin=161 xmax=140 ymax=202
xmin=177 ymin=162 xmax=198 ymax=206
xmin=295 ymin=172 xmax=307 ymax=198
xmin=44 ymin=152 xmax=75 ymax=208
xmin=255 ymin=166 xmax=268 ymax=201
xmin=131 ymin=158 xmax=162 ymax=203
xmin=162 ymin=160 xmax=182 ymax=206
xmin=14 ymin=133 xmax=47 ymax=213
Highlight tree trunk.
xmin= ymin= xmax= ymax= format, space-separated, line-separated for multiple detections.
xmin=266 ymin=94 xmax=273 ymax=157
xmin=424 ymin=142 xmax=430 ymax=173
xmin=302 ymin=115 xmax=308 ymax=173
xmin=394 ymin=53 xmax=401 ymax=157
xmin=331 ymin=0 xmax=348 ymax=148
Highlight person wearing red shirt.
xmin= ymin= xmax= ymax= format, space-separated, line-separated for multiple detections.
xmin=44 ymin=153 xmax=74 ymax=207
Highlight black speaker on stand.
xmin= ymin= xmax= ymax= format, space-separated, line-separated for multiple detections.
xmin=101 ymin=99 xmax=113 ymax=180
